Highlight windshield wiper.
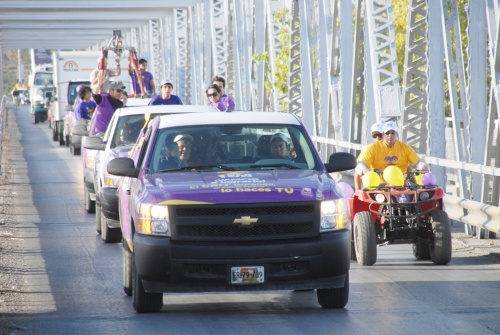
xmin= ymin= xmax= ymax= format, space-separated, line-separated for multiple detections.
xmin=250 ymin=163 xmax=299 ymax=169
xmin=157 ymin=165 xmax=235 ymax=173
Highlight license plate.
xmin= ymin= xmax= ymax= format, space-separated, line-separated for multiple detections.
xmin=230 ymin=266 xmax=265 ymax=284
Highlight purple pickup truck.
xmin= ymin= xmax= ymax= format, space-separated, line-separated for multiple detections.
xmin=107 ymin=111 xmax=356 ymax=313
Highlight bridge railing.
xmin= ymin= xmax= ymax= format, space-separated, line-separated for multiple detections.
xmin=312 ymin=135 xmax=500 ymax=236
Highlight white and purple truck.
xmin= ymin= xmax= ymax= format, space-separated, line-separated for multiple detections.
xmin=107 ymin=111 xmax=356 ymax=313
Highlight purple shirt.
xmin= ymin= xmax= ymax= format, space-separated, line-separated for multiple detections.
xmin=148 ymin=95 xmax=183 ymax=106
xmin=130 ymin=71 xmax=154 ymax=94
xmin=220 ymin=94 xmax=235 ymax=111
xmin=209 ymin=100 xmax=227 ymax=112
xmin=93 ymin=94 xmax=122 ymax=134
xmin=75 ymin=100 xmax=96 ymax=120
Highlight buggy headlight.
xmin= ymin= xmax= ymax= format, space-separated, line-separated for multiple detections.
xmin=419 ymin=192 xmax=430 ymax=201
xmin=375 ymin=194 xmax=386 ymax=203
xmin=320 ymin=199 xmax=350 ymax=232
xmin=138 ymin=204 xmax=170 ymax=236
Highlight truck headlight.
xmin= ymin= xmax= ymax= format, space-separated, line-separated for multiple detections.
xmin=86 ymin=149 xmax=96 ymax=169
xmin=320 ymin=199 xmax=350 ymax=232
xmin=102 ymin=158 xmax=121 ymax=187
xmin=138 ymin=204 xmax=170 ymax=236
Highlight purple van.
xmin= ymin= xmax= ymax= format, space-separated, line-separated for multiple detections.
xmin=107 ymin=111 xmax=356 ymax=313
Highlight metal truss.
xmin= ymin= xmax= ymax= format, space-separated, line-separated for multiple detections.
xmin=483 ymin=0 xmax=500 ymax=207
xmin=149 ymin=19 xmax=163 ymax=91
xmin=288 ymin=0 xmax=302 ymax=117
xmin=297 ymin=0 xmax=316 ymax=134
xmin=318 ymin=0 xmax=340 ymax=158
xmin=400 ymin=0 xmax=429 ymax=154
xmin=174 ymin=9 xmax=190 ymax=103
xmin=190 ymin=5 xmax=205 ymax=105
xmin=349 ymin=0 xmax=365 ymax=152
xmin=230 ymin=0 xmax=254 ymax=111
xmin=364 ymin=0 xmax=402 ymax=121
xmin=467 ymin=2 xmax=488 ymax=202
xmin=210 ymin=0 xmax=229 ymax=81
xmin=226 ymin=0 xmax=235 ymax=106
xmin=266 ymin=0 xmax=290 ymax=112
xmin=253 ymin=0 xmax=267 ymax=111
xmin=441 ymin=0 xmax=471 ymax=198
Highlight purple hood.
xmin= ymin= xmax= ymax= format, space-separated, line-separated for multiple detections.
xmin=142 ymin=170 xmax=343 ymax=205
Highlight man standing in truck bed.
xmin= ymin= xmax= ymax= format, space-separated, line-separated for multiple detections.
xmin=91 ymin=72 xmax=124 ymax=135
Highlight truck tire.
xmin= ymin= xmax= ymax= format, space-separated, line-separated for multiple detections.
xmin=95 ymin=204 xmax=102 ymax=234
xmin=412 ymin=241 xmax=431 ymax=260
xmin=84 ymin=186 xmax=95 ymax=213
xmin=133 ymin=260 xmax=163 ymax=313
xmin=430 ymin=210 xmax=452 ymax=265
xmin=350 ymin=240 xmax=357 ymax=261
xmin=58 ymin=123 xmax=65 ymax=146
xmin=353 ymin=212 xmax=377 ymax=266
xmin=101 ymin=211 xmax=122 ymax=243
xmin=123 ymin=239 xmax=133 ymax=296
xmin=317 ymin=272 xmax=349 ymax=308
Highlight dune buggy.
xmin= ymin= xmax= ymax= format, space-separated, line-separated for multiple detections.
xmin=348 ymin=170 xmax=452 ymax=266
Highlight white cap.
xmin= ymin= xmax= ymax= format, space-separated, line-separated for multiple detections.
xmin=270 ymin=132 xmax=288 ymax=143
xmin=161 ymin=78 xmax=173 ymax=86
xmin=173 ymin=134 xmax=194 ymax=143
xmin=371 ymin=122 xmax=384 ymax=134
xmin=383 ymin=121 xmax=399 ymax=133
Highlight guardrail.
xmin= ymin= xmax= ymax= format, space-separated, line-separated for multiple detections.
xmin=313 ymin=135 xmax=500 ymax=238
xmin=0 ymin=95 xmax=6 ymax=169
xmin=445 ymin=195 xmax=500 ymax=234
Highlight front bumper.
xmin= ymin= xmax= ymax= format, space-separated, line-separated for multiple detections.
xmin=84 ymin=167 xmax=95 ymax=197
xmin=133 ymin=229 xmax=351 ymax=293
xmin=99 ymin=187 xmax=120 ymax=222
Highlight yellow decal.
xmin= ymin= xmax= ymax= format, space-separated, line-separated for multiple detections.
xmin=159 ymin=199 xmax=214 ymax=205
xmin=275 ymin=187 xmax=294 ymax=194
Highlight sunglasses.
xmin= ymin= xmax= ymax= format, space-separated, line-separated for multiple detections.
xmin=207 ymin=92 xmax=218 ymax=97
xmin=372 ymin=133 xmax=382 ymax=139
xmin=115 ymin=89 xmax=123 ymax=93
xmin=385 ymin=131 xmax=396 ymax=135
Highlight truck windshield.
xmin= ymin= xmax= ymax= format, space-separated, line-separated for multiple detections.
xmin=148 ymin=124 xmax=321 ymax=173
xmin=110 ymin=115 xmax=149 ymax=149
xmin=68 ymin=81 xmax=90 ymax=105
xmin=34 ymin=72 xmax=53 ymax=86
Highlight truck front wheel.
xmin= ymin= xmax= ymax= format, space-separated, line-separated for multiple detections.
xmin=123 ymin=239 xmax=132 ymax=296
xmin=132 ymin=260 xmax=163 ymax=313
xmin=317 ymin=273 xmax=349 ymax=308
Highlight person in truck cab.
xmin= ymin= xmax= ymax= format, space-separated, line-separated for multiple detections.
xmin=158 ymin=140 xmax=183 ymax=170
xmin=173 ymin=134 xmax=195 ymax=165
xmin=269 ymin=132 xmax=290 ymax=159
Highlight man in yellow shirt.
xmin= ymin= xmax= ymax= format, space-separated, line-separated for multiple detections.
xmin=353 ymin=122 xmax=384 ymax=190
xmin=355 ymin=121 xmax=424 ymax=189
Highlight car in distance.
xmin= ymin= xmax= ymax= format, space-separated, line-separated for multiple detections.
xmin=107 ymin=111 xmax=356 ymax=313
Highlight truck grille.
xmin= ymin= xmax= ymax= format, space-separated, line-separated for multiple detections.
xmin=177 ymin=222 xmax=313 ymax=238
xmin=171 ymin=203 xmax=318 ymax=241
xmin=175 ymin=204 xmax=314 ymax=216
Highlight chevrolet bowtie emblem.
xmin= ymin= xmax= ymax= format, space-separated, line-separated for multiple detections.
xmin=233 ymin=216 xmax=258 ymax=225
